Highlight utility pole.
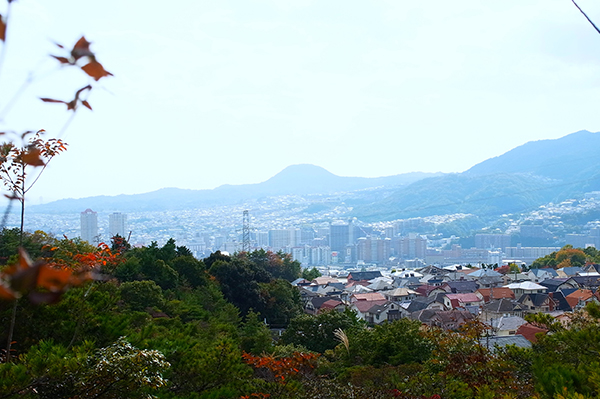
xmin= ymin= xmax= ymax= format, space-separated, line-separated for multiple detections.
xmin=242 ymin=210 xmax=250 ymax=253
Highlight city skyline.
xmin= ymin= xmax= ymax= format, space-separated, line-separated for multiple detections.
xmin=1 ymin=1 xmax=599 ymax=204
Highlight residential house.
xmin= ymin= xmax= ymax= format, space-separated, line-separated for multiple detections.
xmin=349 ymin=292 xmax=387 ymax=320
xmin=414 ymin=284 xmax=446 ymax=298
xmin=572 ymin=275 xmax=600 ymax=291
xmin=549 ymin=291 xmax=573 ymax=312
xmin=366 ymin=277 xmax=395 ymax=291
xmin=468 ymin=268 xmax=502 ymax=279
xmin=291 ymin=278 xmax=311 ymax=287
xmin=516 ymin=322 xmax=548 ymax=343
xmin=487 ymin=315 xmax=527 ymax=336
xmin=306 ymin=296 xmax=342 ymax=315
xmin=476 ymin=275 xmax=505 ymax=289
xmin=565 ymin=288 xmax=600 ymax=310
xmin=504 ymin=281 xmax=548 ymax=297
xmin=404 ymin=296 xmax=445 ymax=314
xmin=476 ymin=287 xmax=515 ymax=302
xmin=517 ymin=293 xmax=556 ymax=313
xmin=429 ymin=310 xmax=475 ymax=330
xmin=556 ymin=266 xmax=584 ymax=278
xmin=312 ymin=276 xmax=341 ymax=285
xmin=364 ymin=301 xmax=408 ymax=325
xmin=481 ymin=298 xmax=526 ymax=319
xmin=409 ymin=308 xmax=439 ymax=326
xmin=347 ymin=271 xmax=383 ymax=282
xmin=481 ymin=335 xmax=532 ymax=352
xmin=527 ymin=268 xmax=558 ymax=283
xmin=382 ymin=287 xmax=418 ymax=302
xmin=441 ymin=280 xmax=479 ymax=294
xmin=442 ymin=292 xmax=484 ymax=310
xmin=318 ymin=299 xmax=346 ymax=314
xmin=538 ymin=278 xmax=577 ymax=293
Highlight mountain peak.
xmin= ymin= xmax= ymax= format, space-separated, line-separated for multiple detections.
xmin=267 ymin=164 xmax=337 ymax=182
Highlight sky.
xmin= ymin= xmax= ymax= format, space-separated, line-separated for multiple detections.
xmin=1 ymin=0 xmax=600 ymax=204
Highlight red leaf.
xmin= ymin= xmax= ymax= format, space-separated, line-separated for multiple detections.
xmin=81 ymin=60 xmax=113 ymax=81
xmin=51 ymin=55 xmax=71 ymax=64
xmin=36 ymin=265 xmax=72 ymax=291
xmin=22 ymin=148 xmax=45 ymax=166
xmin=40 ymin=98 xmax=67 ymax=104
xmin=0 ymin=283 xmax=17 ymax=300
xmin=71 ymin=36 xmax=93 ymax=60
xmin=0 ymin=14 xmax=6 ymax=42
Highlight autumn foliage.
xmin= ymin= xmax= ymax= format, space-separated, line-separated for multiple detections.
xmin=0 ymin=244 xmax=108 ymax=305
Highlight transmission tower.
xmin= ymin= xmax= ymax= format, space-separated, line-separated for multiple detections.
xmin=242 ymin=210 xmax=251 ymax=253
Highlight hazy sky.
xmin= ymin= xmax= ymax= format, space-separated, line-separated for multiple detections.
xmin=1 ymin=0 xmax=600 ymax=204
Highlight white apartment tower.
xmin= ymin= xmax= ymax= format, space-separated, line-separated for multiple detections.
xmin=109 ymin=212 xmax=127 ymax=238
xmin=80 ymin=209 xmax=98 ymax=244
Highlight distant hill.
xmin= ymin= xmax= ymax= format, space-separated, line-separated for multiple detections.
xmin=465 ymin=130 xmax=600 ymax=181
xmin=29 ymin=165 xmax=441 ymax=213
xmin=351 ymin=130 xmax=600 ymax=222
xmin=30 ymin=130 xmax=600 ymax=220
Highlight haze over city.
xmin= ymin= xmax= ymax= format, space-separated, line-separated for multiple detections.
xmin=1 ymin=0 xmax=600 ymax=204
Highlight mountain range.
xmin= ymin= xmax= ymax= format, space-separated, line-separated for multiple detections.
xmin=30 ymin=130 xmax=600 ymax=222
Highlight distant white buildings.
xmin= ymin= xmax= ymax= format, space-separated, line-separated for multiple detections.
xmin=109 ymin=212 xmax=127 ymax=238
xmin=80 ymin=209 xmax=98 ymax=244
xmin=80 ymin=210 xmax=128 ymax=244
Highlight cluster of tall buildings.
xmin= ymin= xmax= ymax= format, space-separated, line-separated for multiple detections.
xmin=77 ymin=209 xmax=564 ymax=270
xmin=80 ymin=209 xmax=127 ymax=244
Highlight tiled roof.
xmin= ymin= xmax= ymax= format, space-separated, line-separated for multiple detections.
xmin=477 ymin=287 xmax=515 ymax=301
xmin=516 ymin=323 xmax=548 ymax=343
xmin=351 ymin=292 xmax=386 ymax=302
xmin=444 ymin=293 xmax=483 ymax=303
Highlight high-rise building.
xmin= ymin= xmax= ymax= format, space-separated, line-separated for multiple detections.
xmin=80 ymin=209 xmax=98 ymax=244
xmin=269 ymin=229 xmax=290 ymax=249
xmin=329 ymin=222 xmax=350 ymax=253
xmin=109 ymin=212 xmax=127 ymax=238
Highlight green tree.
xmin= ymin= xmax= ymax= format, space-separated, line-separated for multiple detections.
xmin=120 ymin=280 xmax=165 ymax=312
xmin=0 ymin=338 xmax=169 ymax=398
xmin=239 ymin=310 xmax=274 ymax=355
xmin=208 ymin=258 xmax=267 ymax=316
xmin=172 ymin=255 xmax=208 ymax=288
xmin=281 ymin=309 xmax=366 ymax=354
xmin=302 ymin=267 xmax=321 ymax=281
xmin=258 ymin=278 xmax=303 ymax=327
xmin=348 ymin=318 xmax=431 ymax=366
xmin=530 ymin=303 xmax=600 ymax=398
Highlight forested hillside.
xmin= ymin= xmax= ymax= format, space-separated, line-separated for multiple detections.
xmin=1 ymin=229 xmax=600 ymax=398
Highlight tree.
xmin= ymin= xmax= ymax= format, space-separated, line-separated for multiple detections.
xmin=348 ymin=318 xmax=431 ymax=367
xmin=239 ymin=310 xmax=274 ymax=355
xmin=258 ymin=278 xmax=303 ymax=327
xmin=0 ymin=131 xmax=67 ymax=241
xmin=281 ymin=309 xmax=365 ymax=354
xmin=120 ymin=280 xmax=165 ymax=312
xmin=0 ymin=337 xmax=169 ymax=398
xmin=209 ymin=258 xmax=264 ymax=316
xmin=172 ymin=255 xmax=208 ymax=288
xmin=246 ymin=249 xmax=301 ymax=281
xmin=302 ymin=266 xmax=321 ymax=281
xmin=530 ymin=303 xmax=600 ymax=398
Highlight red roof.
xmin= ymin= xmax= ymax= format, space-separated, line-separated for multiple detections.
xmin=516 ymin=323 xmax=548 ymax=343
xmin=477 ymin=288 xmax=515 ymax=302
xmin=565 ymin=289 xmax=595 ymax=308
xmin=352 ymin=299 xmax=387 ymax=313
xmin=318 ymin=299 xmax=343 ymax=313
